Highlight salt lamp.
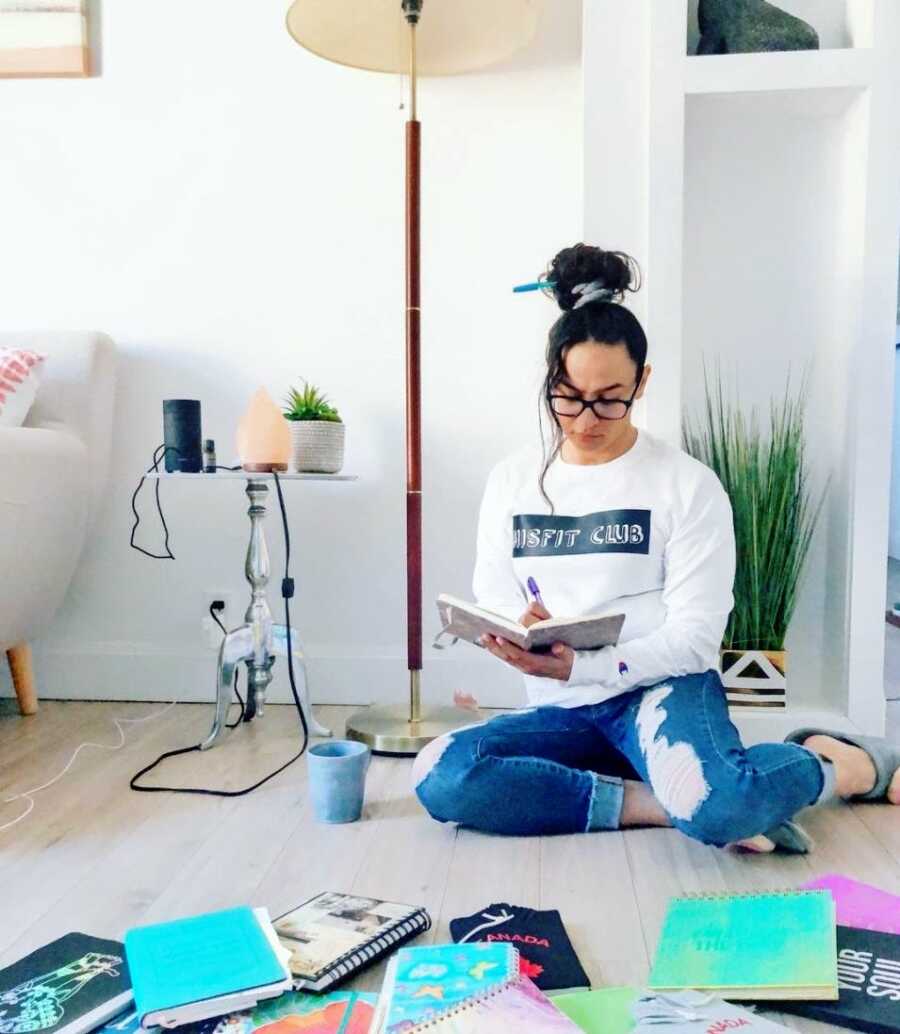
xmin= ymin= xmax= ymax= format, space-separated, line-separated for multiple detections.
xmin=236 ymin=388 xmax=290 ymax=472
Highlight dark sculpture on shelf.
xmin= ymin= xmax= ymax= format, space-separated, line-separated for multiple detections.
xmin=697 ymin=0 xmax=819 ymax=54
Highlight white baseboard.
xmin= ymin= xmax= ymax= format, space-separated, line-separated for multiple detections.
xmin=0 ymin=643 xmax=859 ymax=743
xmin=0 ymin=640 xmax=526 ymax=709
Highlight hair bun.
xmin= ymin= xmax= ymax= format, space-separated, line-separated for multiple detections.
xmin=545 ymin=243 xmax=641 ymax=312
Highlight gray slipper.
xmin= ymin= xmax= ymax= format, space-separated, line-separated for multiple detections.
xmin=762 ymin=820 xmax=814 ymax=854
xmin=786 ymin=727 xmax=900 ymax=802
xmin=732 ymin=820 xmax=813 ymax=854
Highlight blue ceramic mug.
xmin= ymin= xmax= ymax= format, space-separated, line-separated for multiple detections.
xmin=307 ymin=740 xmax=371 ymax=823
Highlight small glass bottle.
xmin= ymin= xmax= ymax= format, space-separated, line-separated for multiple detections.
xmin=203 ymin=438 xmax=217 ymax=473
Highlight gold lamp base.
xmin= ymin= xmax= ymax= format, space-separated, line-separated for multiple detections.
xmin=345 ymin=670 xmax=476 ymax=755
xmin=344 ymin=703 xmax=473 ymax=755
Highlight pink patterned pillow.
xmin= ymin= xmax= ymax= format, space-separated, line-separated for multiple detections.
xmin=0 ymin=349 xmax=46 ymax=428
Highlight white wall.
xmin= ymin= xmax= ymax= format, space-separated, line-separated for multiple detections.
xmin=890 ymin=334 xmax=900 ymax=560
xmin=682 ymin=89 xmax=865 ymax=714
xmin=0 ymin=0 xmax=583 ymax=708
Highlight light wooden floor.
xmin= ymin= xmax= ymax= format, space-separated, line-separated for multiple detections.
xmin=2 ymin=700 xmax=899 ymax=1032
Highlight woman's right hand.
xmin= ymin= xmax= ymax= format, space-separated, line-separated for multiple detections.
xmin=519 ymin=600 xmax=552 ymax=627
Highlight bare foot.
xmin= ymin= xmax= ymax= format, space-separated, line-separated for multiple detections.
xmin=804 ymin=735 xmax=900 ymax=804
xmin=730 ymin=834 xmax=775 ymax=853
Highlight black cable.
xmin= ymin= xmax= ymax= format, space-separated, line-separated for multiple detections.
xmin=130 ymin=467 xmax=310 ymax=796
xmin=130 ymin=444 xmax=178 ymax=559
xmin=131 ymin=450 xmax=242 ymax=560
xmin=208 ymin=604 xmax=246 ymax=728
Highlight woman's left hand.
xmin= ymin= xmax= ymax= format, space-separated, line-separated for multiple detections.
xmin=479 ymin=635 xmax=574 ymax=681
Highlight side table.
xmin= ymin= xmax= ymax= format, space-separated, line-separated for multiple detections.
xmin=147 ymin=471 xmax=357 ymax=749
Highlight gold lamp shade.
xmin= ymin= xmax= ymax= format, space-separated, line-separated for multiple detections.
xmin=237 ymin=388 xmax=291 ymax=472
xmin=285 ymin=0 xmax=543 ymax=76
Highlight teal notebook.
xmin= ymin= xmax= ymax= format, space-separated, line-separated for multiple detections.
xmin=648 ymin=890 xmax=838 ymax=1001
xmin=125 ymin=906 xmax=290 ymax=1028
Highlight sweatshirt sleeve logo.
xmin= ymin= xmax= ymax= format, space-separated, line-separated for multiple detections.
xmin=512 ymin=509 xmax=651 ymax=557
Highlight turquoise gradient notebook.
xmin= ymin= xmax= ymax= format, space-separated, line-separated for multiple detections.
xmin=125 ymin=906 xmax=291 ymax=1028
xmin=648 ymin=890 xmax=838 ymax=1001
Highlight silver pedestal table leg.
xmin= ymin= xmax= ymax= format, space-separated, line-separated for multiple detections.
xmin=201 ymin=477 xmax=331 ymax=751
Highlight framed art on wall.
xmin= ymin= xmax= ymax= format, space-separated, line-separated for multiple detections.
xmin=0 ymin=0 xmax=89 ymax=78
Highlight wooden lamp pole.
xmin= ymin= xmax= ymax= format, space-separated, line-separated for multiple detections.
xmin=346 ymin=2 xmax=467 ymax=752
xmin=285 ymin=0 xmax=542 ymax=754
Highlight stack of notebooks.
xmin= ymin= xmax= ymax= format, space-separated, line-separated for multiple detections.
xmin=6 ymin=875 xmax=899 ymax=1034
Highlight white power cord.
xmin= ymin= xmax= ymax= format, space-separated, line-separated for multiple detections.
xmin=0 ymin=700 xmax=178 ymax=833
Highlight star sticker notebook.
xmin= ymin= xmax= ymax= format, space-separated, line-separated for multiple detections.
xmin=370 ymin=943 xmax=518 ymax=1034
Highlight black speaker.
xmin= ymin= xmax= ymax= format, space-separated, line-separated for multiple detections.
xmin=163 ymin=399 xmax=203 ymax=473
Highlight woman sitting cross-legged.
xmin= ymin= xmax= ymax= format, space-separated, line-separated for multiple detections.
xmin=413 ymin=242 xmax=900 ymax=852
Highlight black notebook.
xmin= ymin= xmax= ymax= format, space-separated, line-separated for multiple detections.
xmin=272 ymin=892 xmax=431 ymax=992
xmin=777 ymin=925 xmax=900 ymax=1034
xmin=0 ymin=933 xmax=133 ymax=1034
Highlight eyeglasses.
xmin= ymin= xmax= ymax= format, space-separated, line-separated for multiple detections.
xmin=549 ymin=377 xmax=641 ymax=422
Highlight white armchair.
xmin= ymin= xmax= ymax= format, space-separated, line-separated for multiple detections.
xmin=0 ymin=332 xmax=116 ymax=714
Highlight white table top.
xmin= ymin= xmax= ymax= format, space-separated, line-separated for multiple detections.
xmin=146 ymin=470 xmax=358 ymax=482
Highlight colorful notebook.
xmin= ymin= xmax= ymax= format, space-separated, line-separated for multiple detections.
xmin=371 ymin=943 xmax=519 ymax=1033
xmin=776 ymin=925 xmax=900 ymax=1034
xmin=648 ymin=890 xmax=838 ymax=1001
xmin=124 ymin=906 xmax=292 ymax=1028
xmin=801 ymin=874 xmax=900 ymax=935
xmin=97 ymin=990 xmax=377 ymax=1034
xmin=403 ymin=974 xmax=585 ymax=1033
xmin=551 ymin=986 xmax=639 ymax=1034
xmin=273 ymin=891 xmax=431 ymax=992
xmin=0 ymin=933 xmax=133 ymax=1034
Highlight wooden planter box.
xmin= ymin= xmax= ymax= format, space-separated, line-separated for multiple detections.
xmin=720 ymin=649 xmax=786 ymax=709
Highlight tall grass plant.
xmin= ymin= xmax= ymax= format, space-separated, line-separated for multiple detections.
xmin=683 ymin=368 xmax=825 ymax=652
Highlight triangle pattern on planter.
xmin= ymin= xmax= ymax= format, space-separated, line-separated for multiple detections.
xmin=734 ymin=658 xmax=768 ymax=679
xmin=721 ymin=649 xmax=786 ymax=694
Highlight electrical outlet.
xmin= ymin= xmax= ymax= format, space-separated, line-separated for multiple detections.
xmin=202 ymin=591 xmax=237 ymax=632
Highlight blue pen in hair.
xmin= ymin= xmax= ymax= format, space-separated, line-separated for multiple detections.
xmin=526 ymin=576 xmax=545 ymax=608
xmin=512 ymin=280 xmax=556 ymax=293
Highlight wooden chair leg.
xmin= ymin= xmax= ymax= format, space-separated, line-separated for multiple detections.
xmin=6 ymin=643 xmax=38 ymax=715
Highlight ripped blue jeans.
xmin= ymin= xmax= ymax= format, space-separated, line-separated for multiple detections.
xmin=414 ymin=671 xmax=833 ymax=844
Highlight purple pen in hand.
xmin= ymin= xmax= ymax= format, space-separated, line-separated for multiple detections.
xmin=527 ymin=576 xmax=545 ymax=608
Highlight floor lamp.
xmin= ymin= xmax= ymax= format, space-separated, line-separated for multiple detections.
xmin=286 ymin=0 xmax=541 ymax=754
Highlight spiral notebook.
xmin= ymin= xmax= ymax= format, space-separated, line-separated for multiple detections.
xmin=648 ymin=890 xmax=838 ymax=1001
xmin=272 ymin=892 xmax=430 ymax=992
xmin=370 ymin=944 xmax=581 ymax=1033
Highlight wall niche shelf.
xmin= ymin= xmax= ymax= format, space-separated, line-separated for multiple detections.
xmin=584 ymin=0 xmax=900 ymax=739
xmin=684 ymin=47 xmax=873 ymax=96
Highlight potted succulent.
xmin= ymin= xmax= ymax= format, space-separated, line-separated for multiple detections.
xmin=683 ymin=369 xmax=825 ymax=708
xmin=283 ymin=380 xmax=345 ymax=474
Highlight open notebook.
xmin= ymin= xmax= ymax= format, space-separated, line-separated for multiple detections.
xmin=435 ymin=594 xmax=625 ymax=652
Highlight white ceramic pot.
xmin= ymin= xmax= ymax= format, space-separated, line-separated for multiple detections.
xmin=288 ymin=420 xmax=345 ymax=473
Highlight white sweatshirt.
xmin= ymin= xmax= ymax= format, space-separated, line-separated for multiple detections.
xmin=472 ymin=431 xmax=736 ymax=707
